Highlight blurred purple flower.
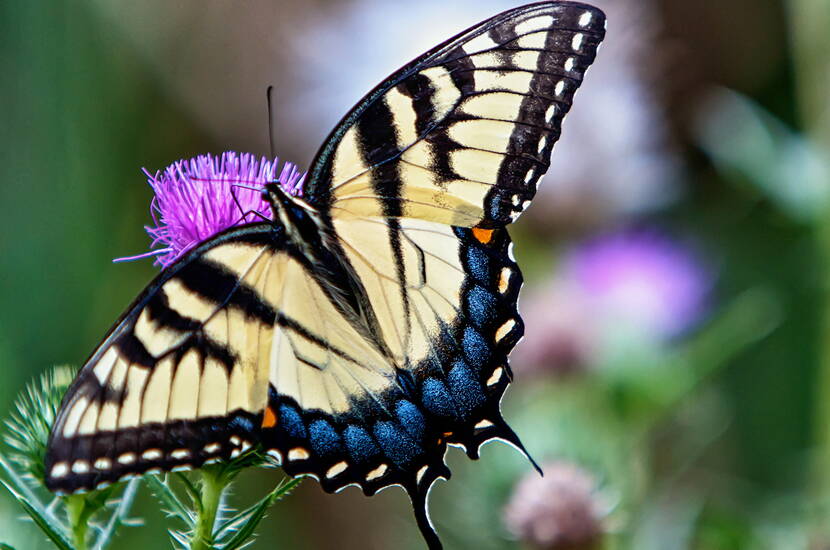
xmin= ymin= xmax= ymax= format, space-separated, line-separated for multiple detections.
xmin=565 ymin=228 xmax=710 ymax=339
xmin=514 ymin=228 xmax=710 ymax=376
xmin=504 ymin=461 xmax=604 ymax=550
xmin=117 ymin=152 xmax=304 ymax=268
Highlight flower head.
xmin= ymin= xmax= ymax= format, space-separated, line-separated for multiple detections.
xmin=514 ymin=228 xmax=710 ymax=377
xmin=565 ymin=228 xmax=710 ymax=339
xmin=504 ymin=461 xmax=605 ymax=549
xmin=118 ymin=152 xmax=305 ymax=268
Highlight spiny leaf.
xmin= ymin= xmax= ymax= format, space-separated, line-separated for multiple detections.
xmin=0 ymin=453 xmax=63 ymax=527
xmin=0 ymin=479 xmax=73 ymax=550
xmin=216 ymin=478 xmax=301 ymax=550
xmin=91 ymin=478 xmax=141 ymax=550
xmin=145 ymin=475 xmax=194 ymax=526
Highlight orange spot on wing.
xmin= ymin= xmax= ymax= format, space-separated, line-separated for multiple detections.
xmin=262 ymin=406 xmax=277 ymax=428
xmin=472 ymin=227 xmax=494 ymax=244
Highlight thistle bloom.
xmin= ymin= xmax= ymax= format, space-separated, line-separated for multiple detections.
xmin=514 ymin=228 xmax=710 ymax=376
xmin=565 ymin=228 xmax=710 ymax=339
xmin=504 ymin=461 xmax=605 ymax=549
xmin=117 ymin=152 xmax=305 ymax=268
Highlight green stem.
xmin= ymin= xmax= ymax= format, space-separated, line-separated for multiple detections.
xmin=190 ymin=470 xmax=225 ymax=550
xmin=66 ymin=495 xmax=88 ymax=550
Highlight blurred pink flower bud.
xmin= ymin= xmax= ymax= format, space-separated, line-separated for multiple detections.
xmin=504 ymin=461 xmax=604 ymax=550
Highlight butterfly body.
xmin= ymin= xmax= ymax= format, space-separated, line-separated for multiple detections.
xmin=45 ymin=3 xmax=605 ymax=548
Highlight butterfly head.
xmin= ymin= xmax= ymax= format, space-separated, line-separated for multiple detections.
xmin=263 ymin=181 xmax=322 ymax=246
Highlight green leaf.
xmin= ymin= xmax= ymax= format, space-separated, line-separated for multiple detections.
xmin=0 ymin=453 xmax=68 ymax=535
xmin=173 ymin=472 xmax=202 ymax=511
xmin=0 ymin=479 xmax=74 ymax=550
xmin=91 ymin=478 xmax=141 ymax=550
xmin=694 ymin=88 xmax=830 ymax=222
xmin=145 ymin=474 xmax=194 ymax=527
xmin=0 ymin=544 xmax=17 ymax=550
xmin=216 ymin=478 xmax=301 ymax=550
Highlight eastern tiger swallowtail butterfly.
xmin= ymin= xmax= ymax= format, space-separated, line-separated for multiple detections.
xmin=45 ymin=2 xmax=605 ymax=548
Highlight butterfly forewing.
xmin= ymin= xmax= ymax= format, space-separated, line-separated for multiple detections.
xmin=46 ymin=226 xmax=282 ymax=491
xmin=306 ymin=2 xmax=605 ymax=228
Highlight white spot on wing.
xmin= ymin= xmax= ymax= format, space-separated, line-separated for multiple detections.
xmin=579 ymin=11 xmax=593 ymax=27
xmin=171 ymin=449 xmax=190 ymax=460
xmin=554 ymin=81 xmax=566 ymax=97
xmin=327 ymin=461 xmax=348 ymax=479
xmin=288 ymin=447 xmax=309 ymax=461
xmin=565 ymin=57 xmax=576 ymax=72
xmin=142 ymin=449 xmax=163 ymax=461
xmin=487 ymin=367 xmax=504 ymax=386
xmin=572 ymin=33 xmax=584 ymax=50
xmin=118 ymin=452 xmax=136 ymax=465
xmin=495 ymin=319 xmax=517 ymax=342
xmin=72 ymin=460 xmax=90 ymax=474
xmin=498 ymin=267 xmax=512 ymax=294
xmin=545 ymin=104 xmax=557 ymax=123
xmin=366 ymin=463 xmax=388 ymax=481
xmin=51 ymin=462 xmax=69 ymax=478
xmin=204 ymin=442 xmax=221 ymax=454
xmin=94 ymin=458 xmax=111 ymax=470
xmin=475 ymin=419 xmax=495 ymax=430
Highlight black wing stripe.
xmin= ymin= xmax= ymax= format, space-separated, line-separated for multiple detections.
xmin=175 ymin=259 xmax=277 ymax=325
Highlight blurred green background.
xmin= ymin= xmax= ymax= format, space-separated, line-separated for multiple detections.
xmin=1 ymin=0 xmax=829 ymax=548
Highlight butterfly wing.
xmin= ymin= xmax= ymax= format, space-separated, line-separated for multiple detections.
xmin=305 ymin=1 xmax=606 ymax=228
xmin=45 ymin=225 xmax=285 ymax=491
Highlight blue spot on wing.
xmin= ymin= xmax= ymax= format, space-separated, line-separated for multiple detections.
xmin=447 ymin=359 xmax=486 ymax=418
xmin=343 ymin=425 xmax=381 ymax=464
xmin=421 ymin=378 xmax=456 ymax=418
xmin=308 ymin=419 xmax=341 ymax=457
xmin=462 ymin=326 xmax=490 ymax=369
xmin=395 ymin=400 xmax=426 ymax=442
xmin=279 ymin=405 xmax=307 ymax=439
xmin=465 ymin=245 xmax=491 ymax=284
xmin=373 ymin=421 xmax=422 ymax=467
xmin=465 ymin=285 xmax=498 ymax=328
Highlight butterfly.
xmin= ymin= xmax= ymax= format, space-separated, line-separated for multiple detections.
xmin=45 ymin=2 xmax=605 ymax=548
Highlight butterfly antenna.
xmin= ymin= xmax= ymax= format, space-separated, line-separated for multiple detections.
xmin=267 ymin=85 xmax=277 ymax=159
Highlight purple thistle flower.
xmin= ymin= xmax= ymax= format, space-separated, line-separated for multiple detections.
xmin=514 ymin=228 xmax=711 ymax=377
xmin=565 ymin=228 xmax=711 ymax=339
xmin=116 ymin=152 xmax=305 ymax=268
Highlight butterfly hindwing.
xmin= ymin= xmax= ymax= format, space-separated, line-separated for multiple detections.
xmin=258 ymin=217 xmax=525 ymax=548
xmin=306 ymin=2 xmax=606 ymax=228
